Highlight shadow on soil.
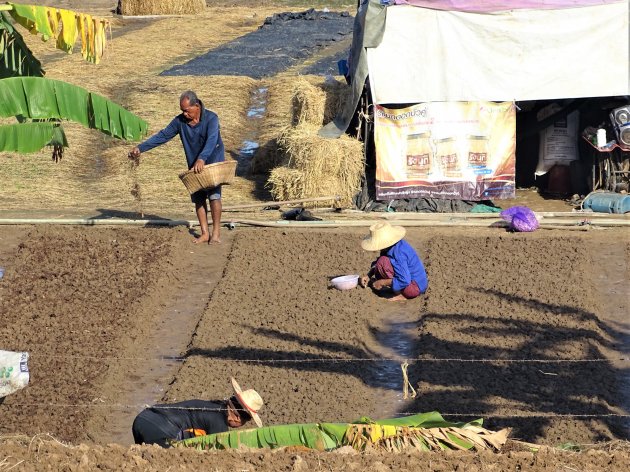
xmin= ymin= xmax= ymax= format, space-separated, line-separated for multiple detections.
xmin=186 ymin=289 xmax=629 ymax=442
xmin=90 ymin=208 xmax=185 ymax=222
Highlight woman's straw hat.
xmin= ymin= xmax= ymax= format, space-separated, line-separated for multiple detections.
xmin=361 ymin=222 xmax=406 ymax=251
xmin=231 ymin=377 xmax=264 ymax=427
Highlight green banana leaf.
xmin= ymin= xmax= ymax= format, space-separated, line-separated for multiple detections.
xmin=179 ymin=422 xmax=342 ymax=452
xmin=0 ymin=121 xmax=66 ymax=152
xmin=9 ymin=3 xmax=55 ymax=40
xmin=176 ymin=412 xmax=508 ymax=453
xmin=354 ymin=411 xmax=483 ymax=429
xmin=0 ymin=12 xmax=44 ymax=78
xmin=0 ymin=76 xmax=148 ymax=145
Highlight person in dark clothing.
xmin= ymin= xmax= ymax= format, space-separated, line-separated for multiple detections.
xmin=132 ymin=378 xmax=263 ymax=447
xmin=359 ymin=222 xmax=428 ymax=301
xmin=128 ymin=90 xmax=225 ymax=245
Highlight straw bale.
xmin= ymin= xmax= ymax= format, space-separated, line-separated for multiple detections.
xmin=120 ymin=0 xmax=206 ymax=16
xmin=277 ymin=123 xmax=363 ymax=176
xmin=291 ymin=77 xmax=349 ymax=126
xmin=268 ymin=167 xmax=306 ymax=202
xmin=251 ymin=76 xmax=351 ymax=174
xmin=268 ymin=166 xmax=352 ymax=208
xmin=268 ymin=123 xmax=364 ymax=207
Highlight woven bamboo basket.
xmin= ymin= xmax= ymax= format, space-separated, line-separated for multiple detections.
xmin=178 ymin=160 xmax=237 ymax=194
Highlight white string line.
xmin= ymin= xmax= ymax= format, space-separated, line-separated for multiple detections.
xmin=417 ymin=412 xmax=630 ymax=419
xmin=1 ymin=403 xmax=628 ymax=418
xmin=30 ymin=355 xmax=630 ymax=363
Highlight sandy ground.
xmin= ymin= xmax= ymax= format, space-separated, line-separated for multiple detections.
xmin=0 ymin=224 xmax=628 ymax=470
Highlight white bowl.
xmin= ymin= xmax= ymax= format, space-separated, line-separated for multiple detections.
xmin=331 ymin=275 xmax=359 ymax=290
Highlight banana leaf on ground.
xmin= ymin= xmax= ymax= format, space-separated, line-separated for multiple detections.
xmin=177 ymin=412 xmax=511 ymax=453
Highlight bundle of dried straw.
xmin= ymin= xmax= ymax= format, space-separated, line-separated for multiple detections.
xmin=119 ymin=0 xmax=206 ymax=16
xmin=252 ymin=76 xmax=350 ymax=174
xmin=268 ymin=123 xmax=363 ymax=208
xmin=291 ymin=78 xmax=348 ymax=127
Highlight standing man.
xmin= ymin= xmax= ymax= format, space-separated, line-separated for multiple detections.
xmin=129 ymin=91 xmax=224 ymax=244
xmin=132 ymin=378 xmax=264 ymax=447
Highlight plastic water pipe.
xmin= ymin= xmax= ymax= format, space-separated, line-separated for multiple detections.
xmin=0 ymin=218 xmax=193 ymax=227
xmin=0 ymin=217 xmax=627 ymax=228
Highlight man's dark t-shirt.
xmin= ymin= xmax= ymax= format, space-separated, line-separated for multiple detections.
xmin=132 ymin=399 xmax=228 ymax=447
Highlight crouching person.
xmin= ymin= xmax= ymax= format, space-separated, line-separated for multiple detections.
xmin=359 ymin=222 xmax=428 ymax=302
xmin=132 ymin=378 xmax=263 ymax=447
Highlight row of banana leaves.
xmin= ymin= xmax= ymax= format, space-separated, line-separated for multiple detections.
xmin=6 ymin=3 xmax=108 ymax=64
xmin=176 ymin=412 xmax=511 ymax=453
xmin=0 ymin=5 xmax=147 ymax=156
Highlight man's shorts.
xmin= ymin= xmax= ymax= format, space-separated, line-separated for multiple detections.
xmin=191 ymin=185 xmax=221 ymax=204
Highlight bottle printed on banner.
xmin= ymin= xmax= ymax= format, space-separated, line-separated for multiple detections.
xmin=466 ymin=135 xmax=491 ymax=179
xmin=405 ymin=132 xmax=433 ymax=179
xmin=435 ymin=137 xmax=462 ymax=178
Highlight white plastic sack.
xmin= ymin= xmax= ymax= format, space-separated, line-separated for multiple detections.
xmin=535 ymin=105 xmax=579 ymax=176
xmin=0 ymin=350 xmax=29 ymax=398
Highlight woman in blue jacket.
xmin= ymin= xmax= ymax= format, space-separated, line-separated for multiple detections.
xmin=360 ymin=222 xmax=428 ymax=301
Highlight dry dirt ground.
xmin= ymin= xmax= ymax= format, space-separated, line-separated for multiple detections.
xmin=1 ymin=1 xmax=629 ymax=470
xmin=0 ymin=224 xmax=628 ymax=470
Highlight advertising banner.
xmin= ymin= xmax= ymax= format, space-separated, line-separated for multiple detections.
xmin=374 ymin=101 xmax=515 ymax=201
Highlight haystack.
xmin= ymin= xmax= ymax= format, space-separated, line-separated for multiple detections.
xmin=251 ymin=76 xmax=350 ymax=174
xmin=268 ymin=167 xmax=349 ymax=206
xmin=118 ymin=0 xmax=206 ymax=16
xmin=291 ymin=77 xmax=348 ymax=126
xmin=268 ymin=123 xmax=364 ymax=208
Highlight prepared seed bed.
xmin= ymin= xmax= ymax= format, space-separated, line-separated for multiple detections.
xmin=0 ymin=225 xmax=628 ymax=471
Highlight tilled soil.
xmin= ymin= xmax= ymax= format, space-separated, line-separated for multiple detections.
xmin=0 ymin=224 xmax=628 ymax=471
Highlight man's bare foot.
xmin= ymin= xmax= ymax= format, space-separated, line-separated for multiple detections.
xmin=387 ymin=294 xmax=407 ymax=302
xmin=193 ymin=234 xmax=210 ymax=244
xmin=209 ymin=232 xmax=221 ymax=244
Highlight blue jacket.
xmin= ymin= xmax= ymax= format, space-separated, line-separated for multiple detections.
xmin=138 ymin=104 xmax=224 ymax=169
xmin=385 ymin=240 xmax=428 ymax=293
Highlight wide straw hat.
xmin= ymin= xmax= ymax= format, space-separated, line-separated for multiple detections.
xmin=361 ymin=222 xmax=406 ymax=251
xmin=231 ymin=377 xmax=264 ymax=427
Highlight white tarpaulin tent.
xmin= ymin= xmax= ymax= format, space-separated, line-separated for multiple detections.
xmin=367 ymin=2 xmax=629 ymax=104
xmin=321 ymin=0 xmax=630 ymax=137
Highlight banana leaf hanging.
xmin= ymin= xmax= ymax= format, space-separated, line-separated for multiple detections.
xmin=0 ymin=121 xmax=66 ymax=153
xmin=0 ymin=76 xmax=148 ymax=152
xmin=0 ymin=11 xmax=44 ymax=78
xmin=7 ymin=3 xmax=109 ymax=64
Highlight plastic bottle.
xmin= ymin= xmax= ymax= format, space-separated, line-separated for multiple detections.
xmin=596 ymin=128 xmax=607 ymax=148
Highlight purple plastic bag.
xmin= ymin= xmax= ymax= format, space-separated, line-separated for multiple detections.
xmin=500 ymin=206 xmax=539 ymax=232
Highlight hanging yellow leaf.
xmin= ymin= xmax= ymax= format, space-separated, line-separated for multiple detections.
xmin=93 ymin=18 xmax=104 ymax=64
xmin=56 ymin=9 xmax=78 ymax=53
xmin=77 ymin=13 xmax=87 ymax=59
xmin=86 ymin=14 xmax=95 ymax=62
xmin=9 ymin=3 xmax=108 ymax=63
xmin=46 ymin=7 xmax=59 ymax=38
